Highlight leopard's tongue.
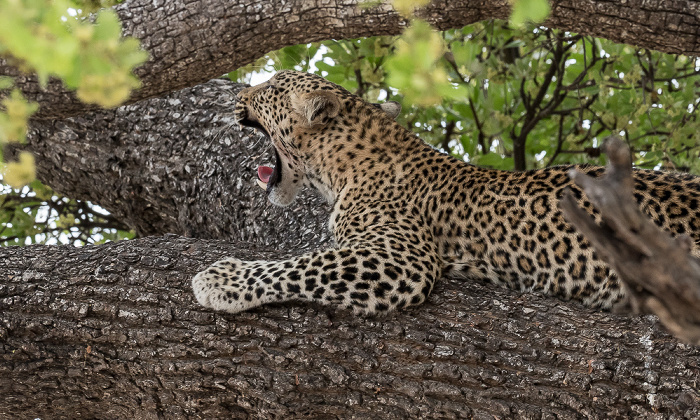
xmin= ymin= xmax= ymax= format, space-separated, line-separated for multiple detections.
xmin=256 ymin=165 xmax=274 ymax=190
xmin=258 ymin=166 xmax=274 ymax=182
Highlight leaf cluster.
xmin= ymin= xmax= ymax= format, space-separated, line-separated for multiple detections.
xmin=0 ymin=0 xmax=147 ymax=191
xmin=0 ymin=0 xmax=147 ymax=107
xmin=0 ymin=0 xmax=140 ymax=246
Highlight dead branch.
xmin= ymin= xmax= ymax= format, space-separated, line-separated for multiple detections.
xmin=560 ymin=137 xmax=700 ymax=344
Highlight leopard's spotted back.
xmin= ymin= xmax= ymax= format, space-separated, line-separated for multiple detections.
xmin=192 ymin=71 xmax=700 ymax=314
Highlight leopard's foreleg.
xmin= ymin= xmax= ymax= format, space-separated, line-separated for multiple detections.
xmin=192 ymin=243 xmax=439 ymax=314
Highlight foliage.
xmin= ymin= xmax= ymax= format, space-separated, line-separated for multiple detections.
xmin=390 ymin=0 xmax=431 ymax=17
xmin=0 ymin=180 xmax=133 ymax=246
xmin=0 ymin=88 xmax=38 ymax=146
xmin=2 ymin=151 xmax=34 ymax=188
xmin=0 ymin=0 xmax=146 ymax=107
xmin=0 ymin=0 xmax=147 ymax=189
xmin=510 ymin=0 xmax=550 ymax=27
xmin=385 ymin=20 xmax=467 ymax=106
xmin=230 ymin=22 xmax=700 ymax=174
xmin=0 ymin=0 xmax=141 ymax=245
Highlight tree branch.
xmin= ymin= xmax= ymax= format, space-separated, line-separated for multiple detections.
xmin=1 ymin=235 xmax=699 ymax=417
xmin=440 ymin=120 xmax=457 ymax=152
xmin=560 ymin=137 xmax=700 ymax=345
xmin=5 ymin=0 xmax=700 ymax=119
xmin=24 ymin=79 xmax=333 ymax=249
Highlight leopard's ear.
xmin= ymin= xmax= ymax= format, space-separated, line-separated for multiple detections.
xmin=292 ymin=91 xmax=340 ymax=127
xmin=379 ymin=101 xmax=401 ymax=119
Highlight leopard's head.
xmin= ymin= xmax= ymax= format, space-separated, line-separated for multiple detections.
xmin=234 ymin=70 xmax=401 ymax=206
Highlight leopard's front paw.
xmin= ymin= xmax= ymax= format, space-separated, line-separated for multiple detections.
xmin=192 ymin=257 xmax=248 ymax=313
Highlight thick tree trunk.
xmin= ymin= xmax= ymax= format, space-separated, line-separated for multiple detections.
xmin=4 ymin=0 xmax=699 ymax=119
xmin=24 ymin=79 xmax=332 ymax=249
xmin=2 ymin=236 xmax=699 ymax=418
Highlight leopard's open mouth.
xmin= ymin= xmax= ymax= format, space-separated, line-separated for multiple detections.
xmin=237 ymin=110 xmax=281 ymax=192
xmin=256 ymin=147 xmax=281 ymax=192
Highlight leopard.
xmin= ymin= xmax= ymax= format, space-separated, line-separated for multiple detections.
xmin=192 ymin=70 xmax=700 ymax=315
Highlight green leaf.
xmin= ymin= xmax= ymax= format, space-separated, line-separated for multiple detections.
xmin=0 ymin=89 xmax=38 ymax=144
xmin=510 ymin=0 xmax=551 ymax=27
xmin=476 ymin=153 xmax=514 ymax=170
xmin=3 ymin=151 xmax=36 ymax=188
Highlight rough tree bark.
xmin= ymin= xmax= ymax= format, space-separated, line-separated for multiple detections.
xmin=2 ymin=236 xmax=699 ymax=418
xmin=3 ymin=0 xmax=699 ymax=118
xmin=561 ymin=138 xmax=700 ymax=345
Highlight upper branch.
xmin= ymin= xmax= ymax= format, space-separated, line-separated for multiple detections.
xmin=4 ymin=0 xmax=700 ymax=119
xmin=25 ymin=79 xmax=333 ymax=248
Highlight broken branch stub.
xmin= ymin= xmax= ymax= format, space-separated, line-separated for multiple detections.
xmin=559 ymin=136 xmax=700 ymax=345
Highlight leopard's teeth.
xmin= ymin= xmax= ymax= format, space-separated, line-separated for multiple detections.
xmin=256 ymin=179 xmax=268 ymax=191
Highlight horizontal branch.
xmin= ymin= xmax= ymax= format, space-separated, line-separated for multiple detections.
xmin=1 ymin=235 xmax=699 ymax=417
xmin=5 ymin=0 xmax=700 ymax=118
